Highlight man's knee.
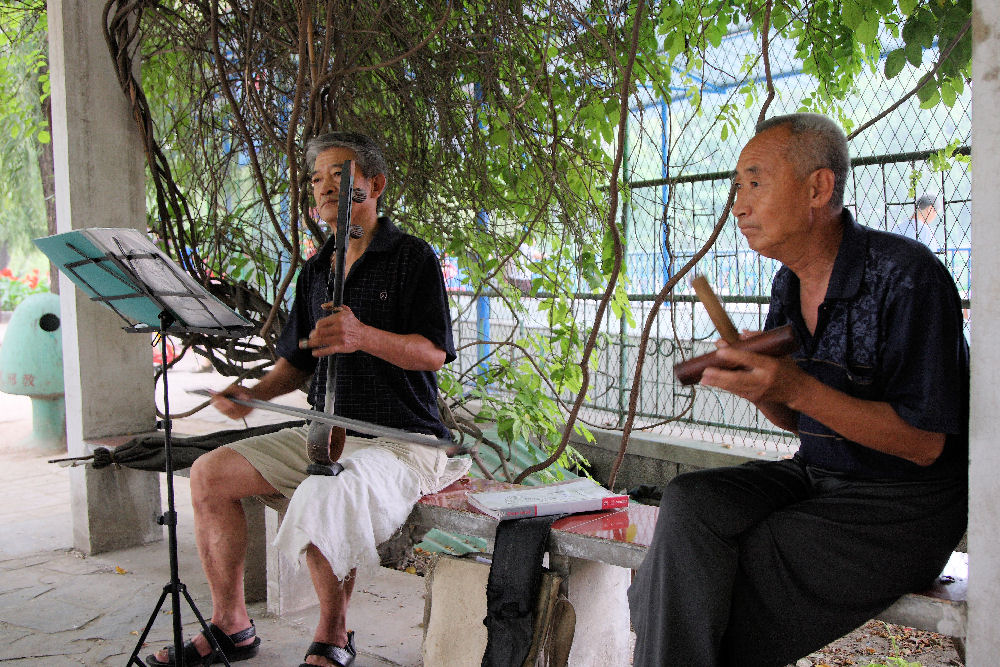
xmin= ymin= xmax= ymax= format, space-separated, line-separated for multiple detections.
xmin=190 ymin=452 xmax=222 ymax=504
xmin=189 ymin=447 xmax=246 ymax=502
xmin=658 ymin=467 xmax=772 ymax=538
xmin=659 ymin=470 xmax=717 ymax=519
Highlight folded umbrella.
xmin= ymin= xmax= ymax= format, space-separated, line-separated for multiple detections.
xmin=49 ymin=420 xmax=305 ymax=471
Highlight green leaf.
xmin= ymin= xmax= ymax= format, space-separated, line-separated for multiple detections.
xmin=666 ymin=30 xmax=685 ymax=56
xmin=855 ymin=17 xmax=878 ymax=45
xmin=908 ymin=10 xmax=937 ymax=49
xmin=491 ymin=126 xmax=510 ymax=148
xmin=884 ymin=49 xmax=906 ymax=79
xmin=919 ymin=87 xmax=940 ymax=109
xmin=898 ymin=0 xmax=918 ymax=16
xmin=841 ymin=1 xmax=863 ymax=29
xmin=604 ymin=99 xmax=621 ymax=129
xmin=600 ymin=227 xmax=619 ymax=276
xmin=940 ymin=79 xmax=957 ymax=107
xmin=706 ymin=24 xmax=723 ymax=48
xmin=904 ymin=40 xmax=923 ymax=68
xmin=916 ymin=81 xmax=937 ymax=105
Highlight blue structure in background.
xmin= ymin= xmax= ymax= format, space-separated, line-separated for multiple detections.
xmin=473 ymin=82 xmax=492 ymax=378
xmin=475 ymin=209 xmax=491 ymax=377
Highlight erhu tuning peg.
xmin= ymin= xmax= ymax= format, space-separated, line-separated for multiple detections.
xmin=351 ymin=188 xmax=368 ymax=203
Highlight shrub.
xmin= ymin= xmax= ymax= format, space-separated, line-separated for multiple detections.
xmin=0 ymin=267 xmax=49 ymax=311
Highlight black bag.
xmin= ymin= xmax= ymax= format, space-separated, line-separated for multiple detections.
xmin=481 ymin=514 xmax=564 ymax=667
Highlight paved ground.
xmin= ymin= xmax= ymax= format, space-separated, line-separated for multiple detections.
xmin=0 ymin=324 xmax=427 ymax=666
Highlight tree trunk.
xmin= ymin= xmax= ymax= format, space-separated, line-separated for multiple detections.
xmin=37 ymin=74 xmax=58 ymax=295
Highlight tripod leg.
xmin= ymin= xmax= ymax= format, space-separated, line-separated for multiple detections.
xmin=129 ymin=582 xmax=238 ymax=667
xmin=126 ymin=586 xmax=170 ymax=666
xmin=132 ymin=322 xmax=235 ymax=667
xmin=179 ymin=584 xmax=233 ymax=667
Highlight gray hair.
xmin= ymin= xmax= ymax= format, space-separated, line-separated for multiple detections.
xmin=305 ymin=132 xmax=389 ymax=206
xmin=756 ymin=113 xmax=849 ymax=208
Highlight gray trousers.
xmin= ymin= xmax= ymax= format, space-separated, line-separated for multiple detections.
xmin=627 ymin=458 xmax=967 ymax=667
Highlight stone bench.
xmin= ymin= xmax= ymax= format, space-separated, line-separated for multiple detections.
xmin=73 ymin=437 xmax=967 ymax=663
xmin=409 ymin=477 xmax=969 ymax=665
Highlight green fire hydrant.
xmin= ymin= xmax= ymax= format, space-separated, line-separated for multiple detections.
xmin=0 ymin=293 xmax=65 ymax=450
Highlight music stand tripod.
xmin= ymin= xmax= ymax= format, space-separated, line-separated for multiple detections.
xmin=34 ymin=228 xmax=254 ymax=666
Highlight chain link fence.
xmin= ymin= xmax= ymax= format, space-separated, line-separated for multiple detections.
xmin=451 ymin=25 xmax=971 ymax=454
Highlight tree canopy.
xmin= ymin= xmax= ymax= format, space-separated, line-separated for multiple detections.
xmin=1 ymin=0 xmax=972 ymax=481
xmin=0 ymin=4 xmax=49 ymax=269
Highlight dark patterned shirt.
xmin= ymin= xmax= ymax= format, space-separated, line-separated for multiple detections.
xmin=275 ymin=217 xmax=456 ymax=440
xmin=765 ymin=210 xmax=968 ymax=480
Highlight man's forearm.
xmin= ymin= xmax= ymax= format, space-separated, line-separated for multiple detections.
xmin=247 ymin=358 xmax=313 ymax=401
xmin=786 ymin=375 xmax=945 ymax=466
xmin=359 ymin=327 xmax=446 ymax=371
xmin=757 ymin=400 xmax=799 ymax=433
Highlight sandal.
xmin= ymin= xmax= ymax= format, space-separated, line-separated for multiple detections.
xmin=299 ymin=630 xmax=356 ymax=667
xmin=146 ymin=620 xmax=261 ymax=666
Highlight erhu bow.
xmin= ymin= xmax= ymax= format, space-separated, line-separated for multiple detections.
xmin=306 ymin=159 xmax=367 ymax=476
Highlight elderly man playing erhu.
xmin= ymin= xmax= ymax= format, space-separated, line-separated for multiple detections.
xmin=148 ymin=131 xmax=469 ymax=667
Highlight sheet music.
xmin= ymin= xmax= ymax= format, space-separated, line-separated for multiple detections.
xmin=35 ymin=228 xmax=253 ymax=332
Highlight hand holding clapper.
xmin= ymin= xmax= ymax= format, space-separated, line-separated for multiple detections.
xmin=673 ymin=275 xmax=798 ymax=385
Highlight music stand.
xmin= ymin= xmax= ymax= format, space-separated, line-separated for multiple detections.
xmin=35 ymin=228 xmax=254 ymax=667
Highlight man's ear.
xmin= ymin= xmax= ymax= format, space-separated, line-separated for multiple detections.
xmin=808 ymin=168 xmax=836 ymax=208
xmin=369 ymin=173 xmax=387 ymax=200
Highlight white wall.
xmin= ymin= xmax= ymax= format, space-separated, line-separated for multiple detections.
xmin=967 ymin=2 xmax=1000 ymax=663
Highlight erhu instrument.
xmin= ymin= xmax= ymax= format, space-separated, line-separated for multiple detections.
xmin=673 ymin=275 xmax=798 ymax=385
xmin=306 ymin=159 xmax=368 ymax=476
xmin=188 ymin=390 xmax=469 ymax=457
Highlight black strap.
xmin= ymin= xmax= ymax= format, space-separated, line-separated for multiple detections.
xmin=304 ymin=631 xmax=355 ymax=667
xmin=225 ymin=620 xmax=256 ymax=645
xmin=481 ymin=514 xmax=563 ymax=667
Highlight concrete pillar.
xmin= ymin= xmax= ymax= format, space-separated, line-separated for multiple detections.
xmin=968 ymin=2 xmax=1000 ymax=663
xmin=555 ymin=556 xmax=631 ymax=667
xmin=422 ymin=556 xmax=491 ymax=665
xmin=242 ymin=497 xmax=268 ymax=604
xmin=47 ymin=0 xmax=159 ymax=554
xmin=421 ymin=554 xmax=632 ymax=666
xmin=72 ymin=445 xmax=161 ymax=553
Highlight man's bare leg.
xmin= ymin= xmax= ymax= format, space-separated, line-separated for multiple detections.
xmin=303 ymin=544 xmax=356 ymax=666
xmin=152 ymin=447 xmax=278 ymax=662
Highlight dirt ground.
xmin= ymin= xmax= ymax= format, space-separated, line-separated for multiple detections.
xmin=802 ymin=620 xmax=963 ymax=667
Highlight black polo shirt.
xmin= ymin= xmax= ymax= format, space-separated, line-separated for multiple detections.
xmin=275 ymin=217 xmax=456 ymax=440
xmin=764 ymin=210 xmax=968 ymax=480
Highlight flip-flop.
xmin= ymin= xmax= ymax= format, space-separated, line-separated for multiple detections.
xmin=299 ymin=630 xmax=356 ymax=667
xmin=146 ymin=620 xmax=261 ymax=666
